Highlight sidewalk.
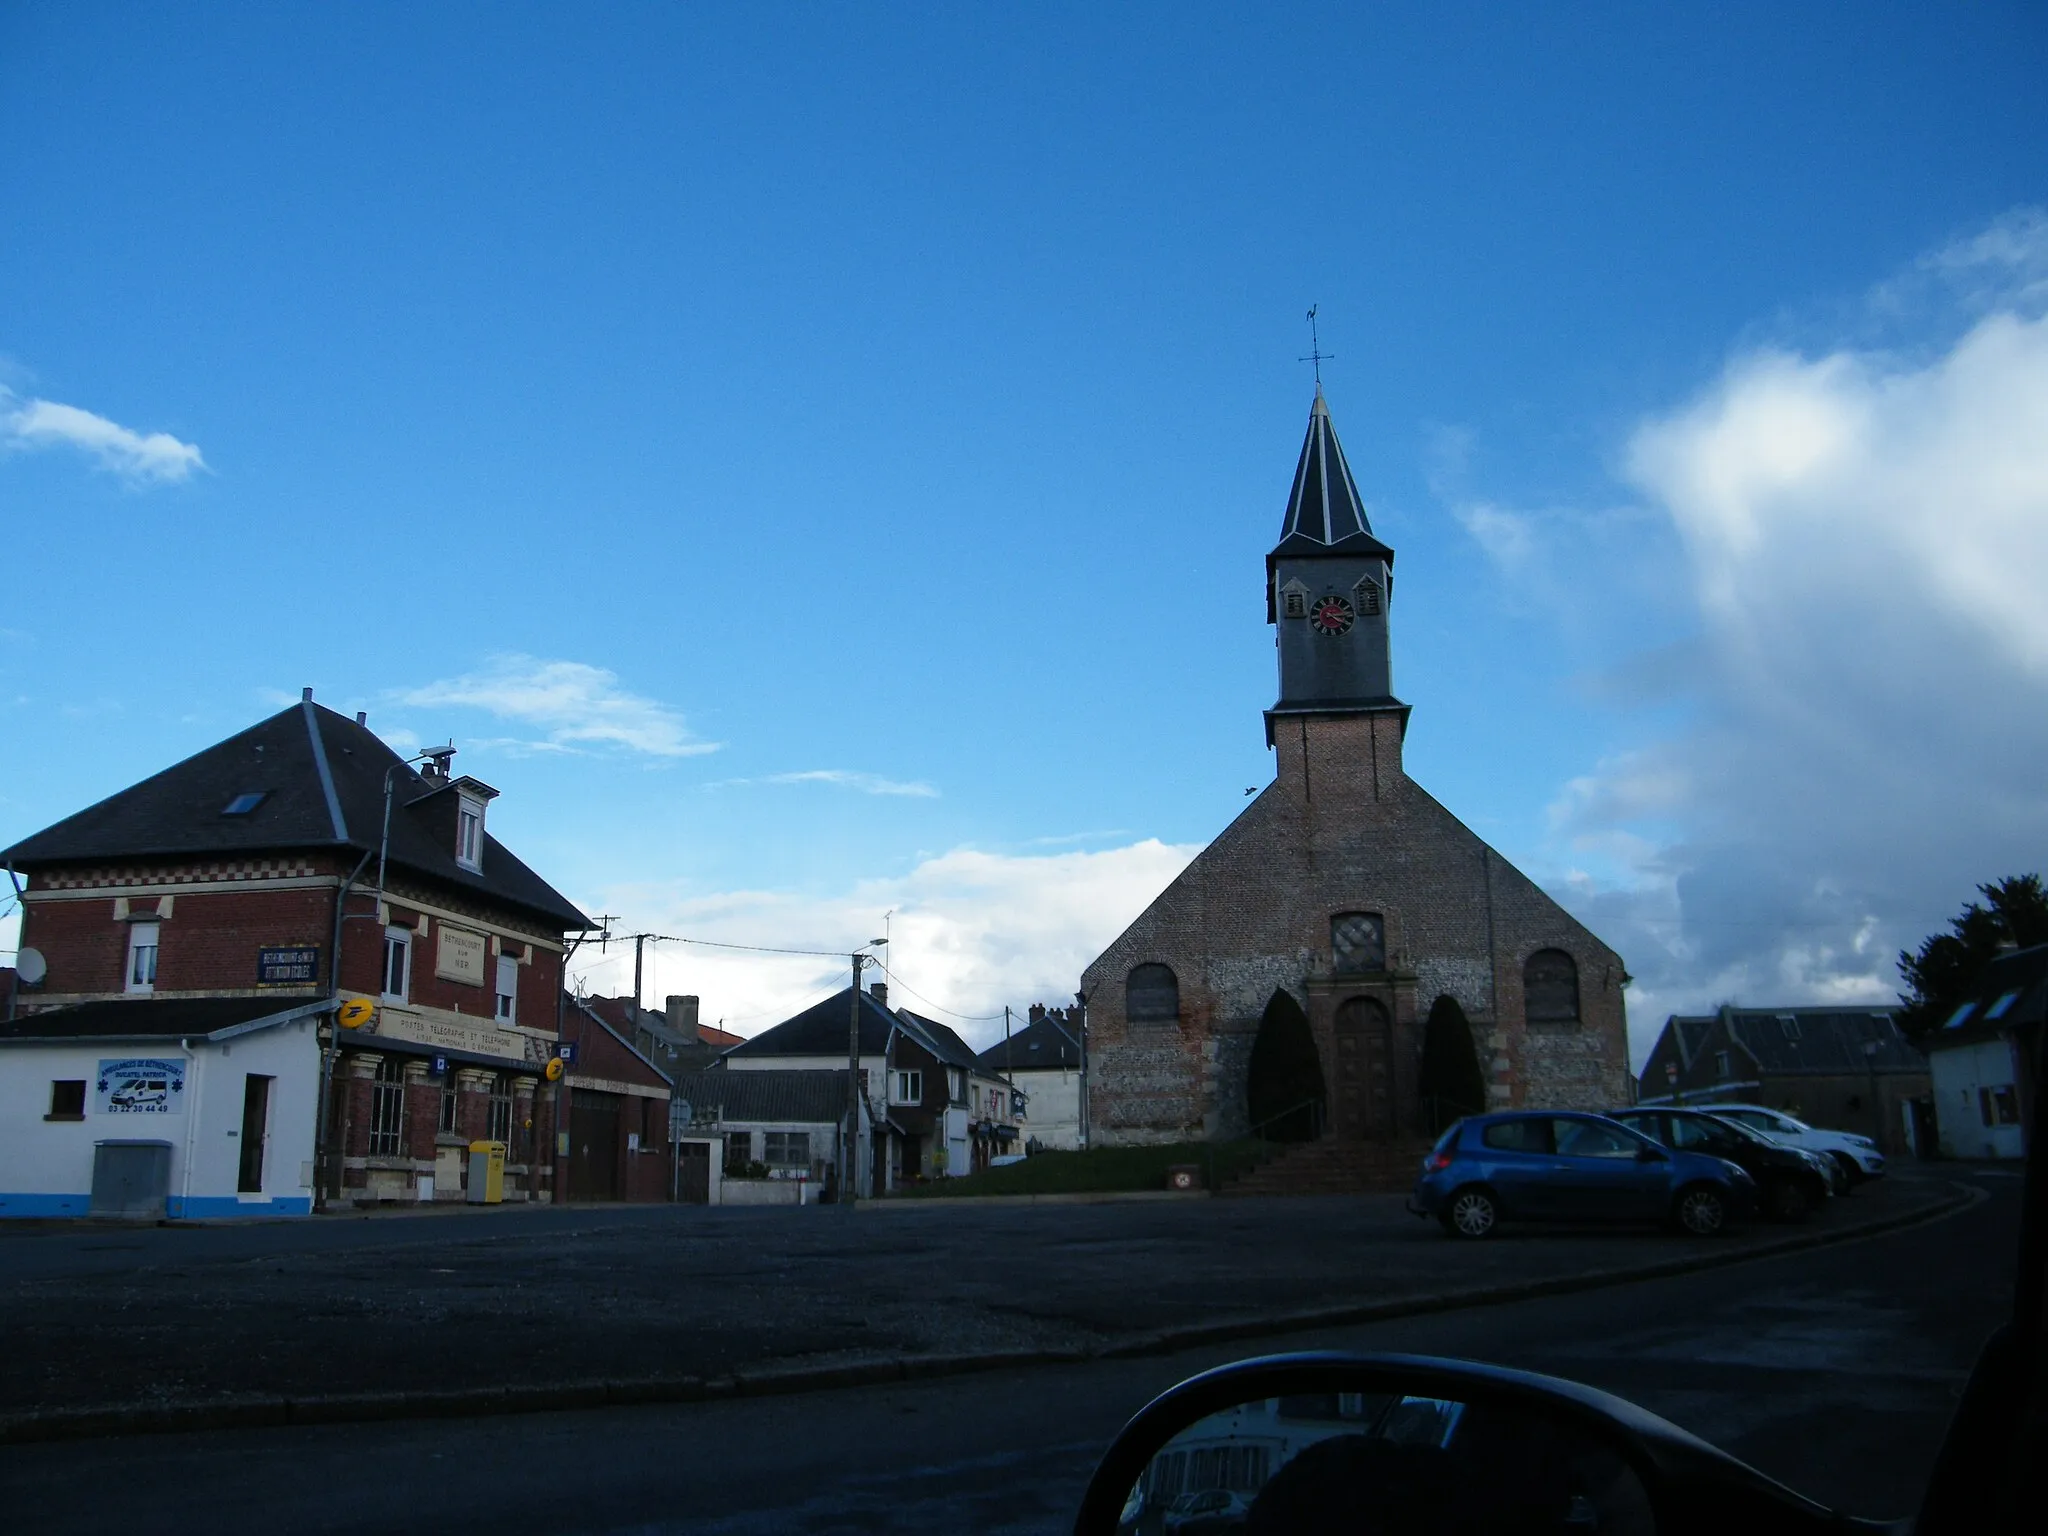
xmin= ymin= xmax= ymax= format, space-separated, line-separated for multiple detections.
xmin=0 ymin=1170 xmax=1973 ymax=1442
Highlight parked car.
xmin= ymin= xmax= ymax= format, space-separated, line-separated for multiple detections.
xmin=1702 ymin=1102 xmax=1885 ymax=1187
xmin=1408 ymin=1111 xmax=1756 ymax=1239
xmin=1607 ymin=1106 xmax=1832 ymax=1221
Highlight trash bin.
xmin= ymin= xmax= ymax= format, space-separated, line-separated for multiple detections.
xmin=466 ymin=1140 xmax=506 ymax=1204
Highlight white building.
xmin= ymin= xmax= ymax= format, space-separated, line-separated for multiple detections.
xmin=1923 ymin=944 xmax=2043 ymax=1162
xmin=975 ymin=1007 xmax=1085 ymax=1152
xmin=0 ymin=997 xmax=329 ymax=1219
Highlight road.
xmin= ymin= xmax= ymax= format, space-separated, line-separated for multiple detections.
xmin=0 ymin=1168 xmax=2016 ymax=1533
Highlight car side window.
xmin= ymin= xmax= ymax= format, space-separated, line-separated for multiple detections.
xmin=1554 ymin=1120 xmax=1640 ymax=1159
xmin=1668 ymin=1117 xmax=1718 ymax=1150
xmin=1614 ymin=1114 xmax=1666 ymax=1145
xmin=1480 ymin=1119 xmax=1554 ymax=1154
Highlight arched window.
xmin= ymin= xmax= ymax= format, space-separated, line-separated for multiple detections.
xmin=1524 ymin=949 xmax=1580 ymax=1025
xmin=1331 ymin=912 xmax=1385 ymax=973
xmin=1126 ymin=963 xmax=1180 ymax=1024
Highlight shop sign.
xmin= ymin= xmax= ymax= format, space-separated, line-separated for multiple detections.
xmin=436 ymin=925 xmax=489 ymax=987
xmin=370 ymin=1009 xmax=541 ymax=1066
xmin=257 ymin=945 xmax=319 ymax=985
xmin=96 ymin=1058 xmax=186 ymax=1116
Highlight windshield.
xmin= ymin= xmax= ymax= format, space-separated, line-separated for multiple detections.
xmin=1699 ymin=1114 xmax=1775 ymax=1146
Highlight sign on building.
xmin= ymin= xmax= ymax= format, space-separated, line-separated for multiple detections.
xmin=257 ymin=945 xmax=319 ymax=985
xmin=436 ymin=925 xmax=489 ymax=987
xmin=96 ymin=1058 xmax=186 ymax=1116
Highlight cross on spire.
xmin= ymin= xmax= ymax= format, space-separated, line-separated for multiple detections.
xmin=1299 ymin=304 xmax=1334 ymax=388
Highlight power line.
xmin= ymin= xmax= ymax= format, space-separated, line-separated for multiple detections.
xmin=882 ymin=970 xmax=1008 ymax=1023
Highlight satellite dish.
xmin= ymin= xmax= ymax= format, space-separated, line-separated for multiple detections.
xmin=14 ymin=948 xmax=45 ymax=986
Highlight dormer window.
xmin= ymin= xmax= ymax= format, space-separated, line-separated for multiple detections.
xmin=456 ymin=797 xmax=485 ymax=871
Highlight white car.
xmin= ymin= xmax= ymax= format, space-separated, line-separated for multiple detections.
xmin=1708 ymin=1103 xmax=1884 ymax=1185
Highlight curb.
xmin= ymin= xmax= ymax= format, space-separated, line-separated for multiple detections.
xmin=0 ymin=1180 xmax=1978 ymax=1447
xmin=868 ymin=1189 xmax=1212 ymax=1210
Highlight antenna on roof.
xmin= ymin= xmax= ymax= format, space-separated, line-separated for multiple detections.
xmin=1299 ymin=304 xmax=1333 ymax=390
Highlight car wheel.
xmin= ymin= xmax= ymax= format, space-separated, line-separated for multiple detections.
xmin=1444 ymin=1186 xmax=1499 ymax=1239
xmin=1829 ymin=1151 xmax=1863 ymax=1190
xmin=1765 ymin=1178 xmax=1811 ymax=1222
xmin=1675 ymin=1184 xmax=1729 ymax=1237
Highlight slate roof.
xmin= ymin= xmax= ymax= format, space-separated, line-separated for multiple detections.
xmin=1931 ymin=944 xmax=2048 ymax=1044
xmin=0 ymin=995 xmax=330 ymax=1041
xmin=896 ymin=1008 xmax=979 ymax=1070
xmin=1720 ymin=1007 xmax=1920 ymax=1074
xmin=1 ymin=702 xmax=591 ymax=931
xmin=724 ymin=986 xmax=899 ymax=1059
xmin=1274 ymin=389 xmax=1394 ymax=560
xmin=974 ymin=1014 xmax=1080 ymax=1074
xmin=670 ymin=1068 xmax=857 ymax=1126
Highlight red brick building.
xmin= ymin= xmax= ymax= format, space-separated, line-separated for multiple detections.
xmin=2 ymin=693 xmax=596 ymax=1208
xmin=1082 ymin=391 xmax=1632 ymax=1147
xmin=559 ymin=995 xmax=677 ymax=1202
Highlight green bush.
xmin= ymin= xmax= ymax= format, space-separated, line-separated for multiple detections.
xmin=889 ymin=1139 xmax=1276 ymax=1198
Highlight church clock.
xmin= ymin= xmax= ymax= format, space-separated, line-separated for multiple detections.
xmin=1308 ymin=595 xmax=1355 ymax=636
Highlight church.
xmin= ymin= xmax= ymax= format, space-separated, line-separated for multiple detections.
xmin=1081 ymin=388 xmax=1632 ymax=1149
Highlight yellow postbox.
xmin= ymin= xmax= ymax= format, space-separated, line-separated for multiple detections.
xmin=466 ymin=1140 xmax=506 ymax=1204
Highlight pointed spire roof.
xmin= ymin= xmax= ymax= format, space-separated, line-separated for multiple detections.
xmin=1274 ymin=388 xmax=1391 ymax=557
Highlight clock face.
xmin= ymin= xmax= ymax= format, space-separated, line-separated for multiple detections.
xmin=1309 ymin=595 xmax=1355 ymax=636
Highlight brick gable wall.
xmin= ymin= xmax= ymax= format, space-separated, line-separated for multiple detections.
xmin=1082 ymin=712 xmax=1631 ymax=1144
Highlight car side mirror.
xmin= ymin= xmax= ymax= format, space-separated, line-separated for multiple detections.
xmin=1636 ymin=1146 xmax=1668 ymax=1162
xmin=1074 ymin=1353 xmax=1877 ymax=1535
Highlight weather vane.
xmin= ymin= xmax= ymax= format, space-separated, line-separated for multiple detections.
xmin=1299 ymin=304 xmax=1333 ymax=387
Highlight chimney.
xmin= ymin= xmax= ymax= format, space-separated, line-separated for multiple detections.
xmin=1029 ymin=1003 xmax=1045 ymax=1024
xmin=667 ymin=994 xmax=699 ymax=1032
xmin=356 ymin=711 xmax=368 ymax=726
xmin=868 ymin=981 xmax=888 ymax=1006
xmin=301 ymin=687 xmax=314 ymax=702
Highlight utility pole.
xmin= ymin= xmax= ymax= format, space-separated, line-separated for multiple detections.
xmin=633 ymin=933 xmax=647 ymax=1014
xmin=844 ymin=951 xmax=867 ymax=1208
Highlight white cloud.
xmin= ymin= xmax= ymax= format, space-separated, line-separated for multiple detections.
xmin=714 ymin=769 xmax=940 ymax=798
xmin=1545 ymin=211 xmax=2048 ymax=1057
xmin=568 ymin=838 xmax=1199 ymax=1050
xmin=0 ymin=389 xmax=205 ymax=484
xmin=391 ymin=656 xmax=718 ymax=759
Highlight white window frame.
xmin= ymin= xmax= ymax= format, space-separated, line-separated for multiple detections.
xmin=890 ymin=1069 xmax=922 ymax=1106
xmin=495 ymin=954 xmax=518 ymax=1022
xmin=947 ymin=1068 xmax=964 ymax=1104
xmin=125 ymin=922 xmax=160 ymax=995
xmin=455 ymin=796 xmax=485 ymax=872
xmin=382 ymin=927 xmax=412 ymax=1002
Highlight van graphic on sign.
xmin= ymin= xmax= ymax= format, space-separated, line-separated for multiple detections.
xmin=95 ymin=1058 xmax=186 ymax=1115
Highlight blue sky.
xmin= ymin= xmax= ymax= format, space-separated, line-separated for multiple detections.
xmin=4 ymin=5 xmax=2046 ymax=1059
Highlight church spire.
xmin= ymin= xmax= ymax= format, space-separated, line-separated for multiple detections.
xmin=1278 ymin=386 xmax=1375 ymax=546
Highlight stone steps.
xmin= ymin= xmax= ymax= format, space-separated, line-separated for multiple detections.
xmin=1220 ymin=1137 xmax=1435 ymax=1197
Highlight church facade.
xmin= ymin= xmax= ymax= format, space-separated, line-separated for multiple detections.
xmin=1082 ymin=390 xmax=1632 ymax=1146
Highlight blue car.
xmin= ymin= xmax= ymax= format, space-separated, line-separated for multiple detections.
xmin=1408 ymin=1110 xmax=1757 ymax=1239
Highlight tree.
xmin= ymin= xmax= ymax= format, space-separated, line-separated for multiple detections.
xmin=1418 ymin=994 xmax=1487 ymax=1134
xmin=1895 ymin=875 xmax=2048 ymax=1043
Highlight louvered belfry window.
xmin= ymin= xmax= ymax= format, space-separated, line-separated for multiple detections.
xmin=1331 ymin=913 xmax=1385 ymax=973
xmin=1126 ymin=964 xmax=1180 ymax=1023
xmin=1524 ymin=949 xmax=1581 ymax=1025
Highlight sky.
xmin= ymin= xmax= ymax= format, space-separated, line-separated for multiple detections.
xmin=2 ymin=5 xmax=2045 ymax=1065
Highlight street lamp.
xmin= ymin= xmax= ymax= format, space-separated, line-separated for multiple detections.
xmin=844 ymin=938 xmax=887 ymax=1207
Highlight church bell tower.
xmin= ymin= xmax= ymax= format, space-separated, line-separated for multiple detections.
xmin=1264 ymin=387 xmax=1405 ymax=745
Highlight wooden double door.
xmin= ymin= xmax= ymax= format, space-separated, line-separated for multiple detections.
xmin=1332 ymin=997 xmax=1397 ymax=1141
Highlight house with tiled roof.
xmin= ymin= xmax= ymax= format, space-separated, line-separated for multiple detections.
xmin=1635 ymin=1005 xmax=1930 ymax=1154
xmin=974 ymin=1004 xmax=1084 ymax=1151
xmin=723 ymin=981 xmax=981 ymax=1191
xmin=0 ymin=692 xmax=593 ymax=1218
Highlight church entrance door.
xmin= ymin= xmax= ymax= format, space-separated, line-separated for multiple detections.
xmin=1333 ymin=997 xmax=1395 ymax=1141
